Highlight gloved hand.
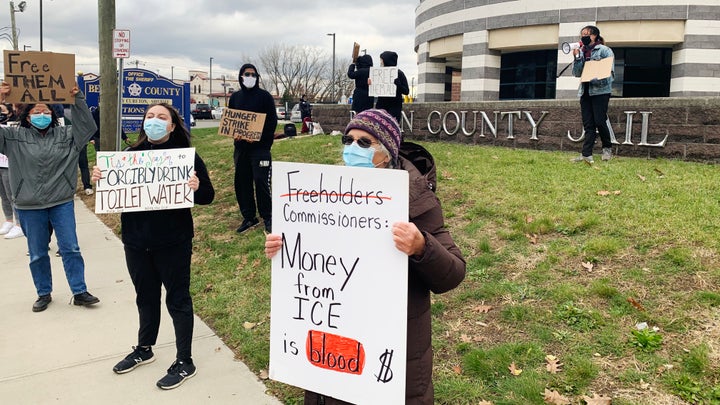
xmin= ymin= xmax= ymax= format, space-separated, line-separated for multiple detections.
xmin=590 ymin=78 xmax=600 ymax=85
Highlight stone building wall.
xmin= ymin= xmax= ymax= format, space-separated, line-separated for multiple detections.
xmin=312 ymin=97 xmax=720 ymax=162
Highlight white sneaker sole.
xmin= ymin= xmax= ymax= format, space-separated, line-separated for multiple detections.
xmin=113 ymin=355 xmax=155 ymax=374
xmin=157 ymin=369 xmax=196 ymax=390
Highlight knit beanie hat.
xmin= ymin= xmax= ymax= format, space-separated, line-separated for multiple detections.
xmin=345 ymin=109 xmax=401 ymax=163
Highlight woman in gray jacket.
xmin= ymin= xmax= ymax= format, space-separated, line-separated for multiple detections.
xmin=0 ymin=82 xmax=100 ymax=312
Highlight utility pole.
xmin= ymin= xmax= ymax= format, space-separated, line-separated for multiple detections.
xmin=98 ymin=0 xmax=119 ymax=151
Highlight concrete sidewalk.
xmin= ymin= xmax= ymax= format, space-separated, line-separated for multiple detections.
xmin=0 ymin=198 xmax=282 ymax=404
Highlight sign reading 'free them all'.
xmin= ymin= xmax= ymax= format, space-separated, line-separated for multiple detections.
xmin=2 ymin=50 xmax=75 ymax=104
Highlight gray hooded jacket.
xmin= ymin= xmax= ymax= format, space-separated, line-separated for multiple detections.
xmin=0 ymin=92 xmax=96 ymax=209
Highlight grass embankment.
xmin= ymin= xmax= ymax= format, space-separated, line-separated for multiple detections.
xmin=82 ymin=126 xmax=720 ymax=404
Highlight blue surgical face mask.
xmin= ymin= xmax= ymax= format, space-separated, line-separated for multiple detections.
xmin=30 ymin=113 xmax=52 ymax=130
xmin=143 ymin=117 xmax=170 ymax=141
xmin=343 ymin=142 xmax=376 ymax=168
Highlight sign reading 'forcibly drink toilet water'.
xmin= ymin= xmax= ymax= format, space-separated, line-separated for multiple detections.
xmin=93 ymin=148 xmax=195 ymax=214
xmin=269 ymin=161 xmax=409 ymax=404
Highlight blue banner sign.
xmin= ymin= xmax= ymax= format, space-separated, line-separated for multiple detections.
xmin=78 ymin=68 xmax=191 ymax=133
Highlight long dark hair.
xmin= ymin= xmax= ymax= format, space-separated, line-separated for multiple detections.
xmin=132 ymin=102 xmax=191 ymax=148
xmin=582 ymin=25 xmax=605 ymax=45
xmin=18 ymin=103 xmax=60 ymax=129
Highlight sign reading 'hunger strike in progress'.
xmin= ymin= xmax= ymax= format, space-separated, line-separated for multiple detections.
xmin=94 ymin=148 xmax=195 ymax=214
xmin=218 ymin=108 xmax=266 ymax=142
xmin=269 ymin=162 xmax=409 ymax=404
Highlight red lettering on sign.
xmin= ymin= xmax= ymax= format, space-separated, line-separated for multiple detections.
xmin=306 ymin=330 xmax=365 ymax=375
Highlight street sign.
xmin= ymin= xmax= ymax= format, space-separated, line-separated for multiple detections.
xmin=113 ymin=29 xmax=130 ymax=59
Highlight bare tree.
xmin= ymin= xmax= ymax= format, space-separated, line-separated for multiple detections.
xmin=258 ymin=44 xmax=329 ymax=101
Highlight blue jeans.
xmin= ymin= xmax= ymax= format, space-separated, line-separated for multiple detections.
xmin=17 ymin=200 xmax=87 ymax=296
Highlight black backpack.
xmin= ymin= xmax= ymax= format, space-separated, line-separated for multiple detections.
xmin=283 ymin=123 xmax=297 ymax=138
xmin=399 ymin=141 xmax=436 ymax=193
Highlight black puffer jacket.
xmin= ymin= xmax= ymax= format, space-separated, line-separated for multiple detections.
xmin=347 ymin=54 xmax=374 ymax=113
xmin=375 ymin=51 xmax=410 ymax=124
xmin=304 ymin=155 xmax=466 ymax=405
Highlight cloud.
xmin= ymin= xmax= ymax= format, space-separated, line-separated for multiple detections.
xmin=2 ymin=0 xmax=419 ymax=93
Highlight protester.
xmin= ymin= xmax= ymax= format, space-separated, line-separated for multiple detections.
xmin=571 ymin=25 xmax=615 ymax=164
xmin=299 ymin=95 xmax=312 ymax=134
xmin=0 ymin=151 xmax=22 ymax=239
xmin=228 ymin=63 xmax=277 ymax=234
xmin=93 ymin=103 xmax=214 ymax=390
xmin=264 ymin=109 xmax=466 ymax=404
xmin=0 ymin=81 xmax=100 ymax=312
xmin=347 ymin=54 xmax=374 ymax=114
xmin=374 ymin=51 xmax=410 ymax=125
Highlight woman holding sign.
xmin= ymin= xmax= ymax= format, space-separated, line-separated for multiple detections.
xmin=0 ymin=81 xmax=100 ymax=312
xmin=92 ymin=103 xmax=214 ymax=390
xmin=347 ymin=54 xmax=375 ymax=114
xmin=571 ymin=25 xmax=615 ymax=164
xmin=265 ymin=109 xmax=466 ymax=404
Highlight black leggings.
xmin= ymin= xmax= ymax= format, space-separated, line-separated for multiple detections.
xmin=124 ymin=240 xmax=194 ymax=361
xmin=580 ymin=92 xmax=612 ymax=157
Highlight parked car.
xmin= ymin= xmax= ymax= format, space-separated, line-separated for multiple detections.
xmin=192 ymin=103 xmax=212 ymax=119
xmin=290 ymin=104 xmax=302 ymax=123
xmin=211 ymin=106 xmax=225 ymax=120
xmin=276 ymin=106 xmax=287 ymax=120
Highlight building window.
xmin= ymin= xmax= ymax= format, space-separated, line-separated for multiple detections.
xmin=612 ymin=48 xmax=671 ymax=97
xmin=499 ymin=50 xmax=557 ymax=100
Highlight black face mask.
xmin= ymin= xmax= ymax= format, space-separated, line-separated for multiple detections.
xmin=581 ymin=36 xmax=592 ymax=46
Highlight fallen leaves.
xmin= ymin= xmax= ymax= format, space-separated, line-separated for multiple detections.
xmin=472 ymin=304 xmax=493 ymax=313
xmin=627 ymin=297 xmax=645 ymax=311
xmin=581 ymin=261 xmax=594 ymax=272
xmin=543 ymin=389 xmax=570 ymax=404
xmin=258 ymin=369 xmax=269 ymax=380
xmin=526 ymin=233 xmax=539 ymax=244
xmin=508 ymin=362 xmax=523 ymax=376
xmin=545 ymin=355 xmax=563 ymax=374
xmin=637 ymin=173 xmax=646 ymax=181
xmin=597 ymin=190 xmax=622 ymax=196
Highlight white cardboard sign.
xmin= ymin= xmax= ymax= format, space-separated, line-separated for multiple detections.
xmin=94 ymin=148 xmax=195 ymax=213
xmin=269 ymin=162 xmax=409 ymax=405
xmin=369 ymin=67 xmax=399 ymax=97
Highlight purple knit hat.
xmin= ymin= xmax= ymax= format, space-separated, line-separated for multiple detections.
xmin=344 ymin=109 xmax=401 ymax=163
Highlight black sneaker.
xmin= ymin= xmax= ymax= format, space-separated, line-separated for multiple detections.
xmin=156 ymin=359 xmax=196 ymax=390
xmin=113 ymin=346 xmax=155 ymax=374
xmin=72 ymin=291 xmax=100 ymax=306
xmin=235 ymin=217 xmax=259 ymax=234
xmin=32 ymin=294 xmax=52 ymax=312
xmin=264 ymin=219 xmax=272 ymax=233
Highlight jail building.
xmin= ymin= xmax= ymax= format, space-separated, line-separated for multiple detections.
xmin=414 ymin=1 xmax=720 ymax=101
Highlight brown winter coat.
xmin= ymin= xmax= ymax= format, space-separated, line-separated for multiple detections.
xmin=304 ymin=156 xmax=467 ymax=405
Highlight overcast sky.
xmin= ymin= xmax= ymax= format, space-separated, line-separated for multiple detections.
xmin=1 ymin=0 xmax=420 ymax=96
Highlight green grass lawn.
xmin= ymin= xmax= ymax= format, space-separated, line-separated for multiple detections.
xmin=86 ymin=125 xmax=720 ymax=404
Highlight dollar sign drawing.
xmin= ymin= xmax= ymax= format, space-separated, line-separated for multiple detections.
xmin=375 ymin=349 xmax=394 ymax=383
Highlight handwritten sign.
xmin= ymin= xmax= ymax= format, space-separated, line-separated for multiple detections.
xmin=94 ymin=148 xmax=195 ymax=214
xmin=2 ymin=50 xmax=75 ymax=104
xmin=269 ymin=162 xmax=409 ymax=404
xmin=581 ymin=57 xmax=614 ymax=82
xmin=368 ymin=67 xmax=399 ymax=97
xmin=218 ymin=108 xmax=266 ymax=142
xmin=352 ymin=42 xmax=360 ymax=62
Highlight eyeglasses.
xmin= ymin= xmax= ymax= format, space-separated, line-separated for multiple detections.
xmin=243 ymin=72 xmax=257 ymax=77
xmin=341 ymin=134 xmax=376 ymax=148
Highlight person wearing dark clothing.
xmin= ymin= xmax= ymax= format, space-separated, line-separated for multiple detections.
xmin=347 ymin=54 xmax=374 ymax=114
xmin=299 ymin=95 xmax=312 ymax=134
xmin=90 ymin=106 xmax=129 ymax=151
xmin=375 ymin=51 xmax=410 ymax=125
xmin=265 ymin=109 xmax=466 ymax=405
xmin=93 ymin=103 xmax=214 ymax=390
xmin=228 ymin=63 xmax=277 ymax=234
